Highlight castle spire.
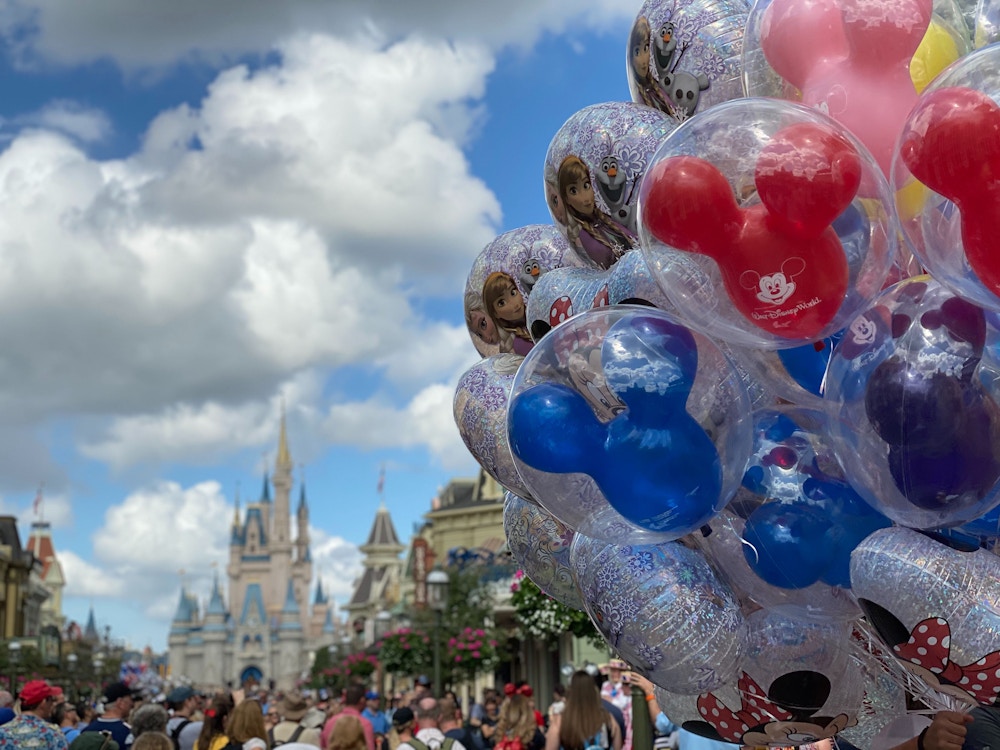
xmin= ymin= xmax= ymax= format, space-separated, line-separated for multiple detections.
xmin=276 ymin=403 xmax=292 ymax=475
xmin=232 ymin=483 xmax=241 ymax=528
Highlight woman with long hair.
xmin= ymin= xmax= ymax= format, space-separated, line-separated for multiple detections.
xmin=494 ymin=691 xmax=544 ymax=750
xmin=330 ymin=714 xmax=368 ymax=750
xmin=227 ymin=699 xmax=269 ymax=750
xmin=557 ymin=155 xmax=636 ymax=270
xmin=546 ymin=672 xmax=622 ymax=750
xmin=194 ymin=694 xmax=236 ymax=750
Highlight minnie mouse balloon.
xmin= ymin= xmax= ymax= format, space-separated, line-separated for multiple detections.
xmin=825 ymin=276 xmax=1000 ymax=529
xmin=682 ymin=610 xmax=863 ymax=747
xmin=626 ymin=0 xmax=749 ymax=123
xmin=571 ymin=534 xmax=747 ymax=693
xmin=507 ymin=306 xmax=752 ymax=543
xmin=465 ymin=225 xmax=586 ymax=357
xmin=851 ymin=526 xmax=1000 ymax=708
xmin=544 ymin=102 xmax=673 ymax=269
xmin=638 ymin=98 xmax=896 ymax=349
xmin=454 ymin=354 xmax=532 ymax=500
xmin=503 ymin=491 xmax=585 ymax=611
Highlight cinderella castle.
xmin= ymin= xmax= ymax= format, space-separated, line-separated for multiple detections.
xmin=167 ymin=415 xmax=337 ymax=690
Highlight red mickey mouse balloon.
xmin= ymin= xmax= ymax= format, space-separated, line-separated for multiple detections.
xmin=899 ymin=86 xmax=1000 ymax=300
xmin=643 ymin=122 xmax=860 ymax=340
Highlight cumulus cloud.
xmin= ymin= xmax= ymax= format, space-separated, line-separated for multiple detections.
xmin=94 ymin=480 xmax=231 ymax=572
xmin=4 ymin=0 xmax=633 ymax=69
xmin=61 ymin=549 xmax=125 ymax=598
xmin=0 ymin=33 xmax=497 ymax=472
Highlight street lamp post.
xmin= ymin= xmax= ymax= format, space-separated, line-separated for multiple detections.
xmin=66 ymin=652 xmax=79 ymax=701
xmin=427 ymin=567 xmax=450 ymax=699
xmin=93 ymin=653 xmax=105 ymax=695
xmin=8 ymin=641 xmax=21 ymax=698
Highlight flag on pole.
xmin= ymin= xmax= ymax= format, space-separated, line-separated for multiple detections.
xmin=33 ymin=484 xmax=43 ymax=517
xmin=377 ymin=466 xmax=385 ymax=496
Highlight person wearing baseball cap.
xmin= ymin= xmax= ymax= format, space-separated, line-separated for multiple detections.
xmin=0 ymin=678 xmax=68 ymax=748
xmin=165 ymin=686 xmax=202 ymax=750
xmin=80 ymin=682 xmax=140 ymax=749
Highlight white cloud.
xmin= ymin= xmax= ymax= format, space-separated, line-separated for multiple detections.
xmin=310 ymin=527 xmax=364 ymax=602
xmin=0 ymin=33 xmax=499 ymax=467
xmin=93 ymin=480 xmax=230 ymax=572
xmin=5 ymin=1 xmax=634 ymax=69
xmin=61 ymin=549 xmax=125 ymax=597
xmin=14 ymin=100 xmax=113 ymax=143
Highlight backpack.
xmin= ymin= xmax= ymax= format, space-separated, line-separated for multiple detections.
xmin=408 ymin=737 xmax=456 ymax=750
xmin=269 ymin=724 xmax=306 ymax=747
xmin=169 ymin=718 xmax=191 ymax=750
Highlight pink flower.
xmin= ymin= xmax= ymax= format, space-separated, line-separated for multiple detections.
xmin=515 ymin=569 xmax=524 ymax=580
xmin=456 ymin=642 xmax=465 ymax=650
xmin=472 ymin=651 xmax=481 ymax=658
xmin=510 ymin=582 xmax=519 ymax=592
xmin=423 ymin=637 xmax=430 ymax=644
xmin=464 ymin=627 xmax=473 ymax=635
xmin=455 ymin=655 xmax=462 ymax=662
xmin=448 ymin=637 xmax=457 ymax=648
xmin=489 ymin=640 xmax=498 ymax=648
xmin=403 ymin=644 xmax=411 ymax=650
xmin=475 ymin=629 xmax=485 ymax=637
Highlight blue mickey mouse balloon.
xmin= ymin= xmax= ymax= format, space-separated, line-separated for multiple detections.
xmin=507 ymin=306 xmax=752 ymax=543
xmin=735 ymin=407 xmax=891 ymax=590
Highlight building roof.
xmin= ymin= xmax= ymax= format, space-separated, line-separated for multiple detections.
xmin=364 ymin=505 xmax=401 ymax=547
xmin=240 ymin=583 xmax=268 ymax=627
xmin=348 ymin=566 xmax=386 ymax=607
xmin=85 ymin=605 xmax=100 ymax=639
xmin=26 ymin=522 xmax=65 ymax=585
xmin=206 ymin=575 xmax=228 ymax=618
xmin=297 ymin=484 xmax=308 ymax=515
xmin=243 ymin=506 xmax=269 ymax=550
xmin=259 ymin=473 xmax=271 ymax=503
xmin=313 ymin=576 xmax=327 ymax=606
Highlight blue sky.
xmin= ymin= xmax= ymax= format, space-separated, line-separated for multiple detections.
xmin=0 ymin=1 xmax=637 ymax=650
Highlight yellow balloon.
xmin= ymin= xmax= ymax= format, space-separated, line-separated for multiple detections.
xmin=910 ymin=20 xmax=962 ymax=93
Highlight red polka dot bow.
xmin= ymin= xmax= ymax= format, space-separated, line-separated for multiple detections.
xmin=894 ymin=617 xmax=1000 ymax=704
xmin=696 ymin=672 xmax=793 ymax=742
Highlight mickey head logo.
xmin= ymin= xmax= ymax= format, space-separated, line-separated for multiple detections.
xmin=740 ymin=257 xmax=806 ymax=307
xmin=849 ymin=315 xmax=877 ymax=346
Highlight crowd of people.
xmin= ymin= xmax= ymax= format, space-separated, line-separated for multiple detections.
xmin=0 ymin=661 xmax=990 ymax=750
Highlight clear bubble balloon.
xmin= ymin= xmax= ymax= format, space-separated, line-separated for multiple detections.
xmin=742 ymin=0 xmax=969 ymax=176
xmin=524 ymin=250 xmax=674 ymax=341
xmin=544 ymin=102 xmax=673 ymax=269
xmin=626 ymin=0 xmax=749 ymax=123
xmin=825 ymin=276 xmax=1000 ymax=529
xmin=851 ymin=526 xmax=1000 ymax=708
xmin=454 ymin=354 xmax=532 ymax=500
xmin=507 ymin=306 xmax=752 ymax=543
xmin=503 ymin=491 xmax=585 ymax=610
xmin=682 ymin=611 xmax=862 ymax=747
xmin=465 ymin=225 xmax=587 ymax=357
xmin=638 ymin=98 xmax=897 ymax=349
xmin=894 ymin=45 xmax=1000 ymax=313
xmin=571 ymin=534 xmax=747 ymax=694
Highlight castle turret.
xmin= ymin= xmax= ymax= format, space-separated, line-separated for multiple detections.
xmin=202 ymin=575 xmax=228 ymax=687
xmin=277 ymin=579 xmax=304 ymax=690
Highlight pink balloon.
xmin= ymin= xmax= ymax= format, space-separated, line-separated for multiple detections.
xmin=760 ymin=0 xmax=931 ymax=175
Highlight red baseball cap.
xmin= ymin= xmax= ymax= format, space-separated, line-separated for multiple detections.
xmin=20 ymin=680 xmax=58 ymax=707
